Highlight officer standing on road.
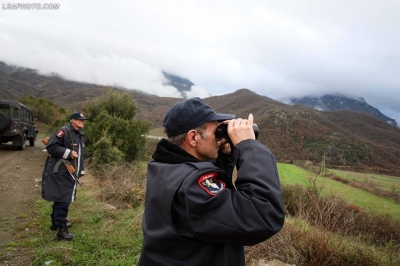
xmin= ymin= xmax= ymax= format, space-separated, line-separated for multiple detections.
xmin=138 ymin=98 xmax=285 ymax=265
xmin=41 ymin=112 xmax=87 ymax=241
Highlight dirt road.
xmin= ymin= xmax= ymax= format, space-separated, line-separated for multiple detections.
xmin=0 ymin=139 xmax=47 ymax=265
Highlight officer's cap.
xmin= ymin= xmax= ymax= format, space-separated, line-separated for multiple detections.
xmin=70 ymin=112 xmax=88 ymax=120
xmin=163 ymin=97 xmax=235 ymax=138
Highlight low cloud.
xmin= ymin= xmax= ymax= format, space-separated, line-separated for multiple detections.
xmin=1 ymin=0 xmax=399 ymax=122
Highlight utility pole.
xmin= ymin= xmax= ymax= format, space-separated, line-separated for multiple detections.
xmin=320 ymin=153 xmax=326 ymax=176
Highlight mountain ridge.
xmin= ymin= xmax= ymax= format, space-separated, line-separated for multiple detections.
xmin=289 ymin=94 xmax=397 ymax=126
xmin=1 ymin=61 xmax=400 ymax=176
xmin=162 ymin=71 xmax=194 ymax=98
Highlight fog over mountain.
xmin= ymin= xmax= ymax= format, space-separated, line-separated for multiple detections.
xmin=2 ymin=62 xmax=400 ymax=176
xmin=1 ymin=60 xmax=398 ymax=128
xmin=161 ymin=72 xmax=399 ymax=127
xmin=1 ymin=1 xmax=400 ymax=124
xmin=288 ymin=94 xmax=397 ymax=126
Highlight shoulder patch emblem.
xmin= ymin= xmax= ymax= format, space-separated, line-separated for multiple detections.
xmin=56 ymin=130 xmax=65 ymax=138
xmin=197 ymin=172 xmax=225 ymax=196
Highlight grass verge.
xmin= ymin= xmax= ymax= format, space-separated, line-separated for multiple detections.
xmin=28 ymin=174 xmax=144 ymax=266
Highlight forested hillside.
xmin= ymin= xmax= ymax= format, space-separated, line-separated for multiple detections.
xmin=1 ymin=62 xmax=400 ymax=175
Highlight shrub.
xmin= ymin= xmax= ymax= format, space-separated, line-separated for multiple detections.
xmin=282 ymin=179 xmax=400 ymax=254
xmin=83 ymin=90 xmax=151 ymax=164
xmin=19 ymin=95 xmax=69 ymax=129
xmin=282 ymin=178 xmax=358 ymax=233
xmin=353 ymin=213 xmax=400 ymax=251
xmin=91 ymin=135 xmax=125 ymax=166
xmin=245 ymin=218 xmax=392 ymax=266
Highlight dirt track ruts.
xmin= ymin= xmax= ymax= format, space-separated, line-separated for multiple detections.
xmin=0 ymin=139 xmax=47 ymax=265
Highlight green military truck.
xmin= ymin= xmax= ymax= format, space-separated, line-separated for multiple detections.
xmin=0 ymin=100 xmax=38 ymax=149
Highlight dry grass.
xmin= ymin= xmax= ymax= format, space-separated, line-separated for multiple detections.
xmin=87 ymin=160 xmax=400 ymax=265
xmin=245 ymin=217 xmax=388 ymax=266
xmin=86 ymin=156 xmax=400 ymax=265
xmin=283 ymin=178 xmax=400 ymax=249
xmin=91 ymin=162 xmax=147 ymax=209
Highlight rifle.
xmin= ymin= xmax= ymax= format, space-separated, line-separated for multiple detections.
xmin=53 ymin=159 xmax=82 ymax=186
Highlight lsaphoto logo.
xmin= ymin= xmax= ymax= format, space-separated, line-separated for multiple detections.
xmin=2 ymin=3 xmax=60 ymax=10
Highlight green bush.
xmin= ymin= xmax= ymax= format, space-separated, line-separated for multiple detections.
xmin=19 ymin=95 xmax=68 ymax=126
xmin=83 ymin=90 xmax=151 ymax=166
xmin=92 ymin=135 xmax=125 ymax=166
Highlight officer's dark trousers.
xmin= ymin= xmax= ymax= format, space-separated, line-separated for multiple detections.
xmin=51 ymin=202 xmax=70 ymax=228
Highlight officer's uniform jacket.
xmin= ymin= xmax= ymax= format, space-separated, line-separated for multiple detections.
xmin=41 ymin=123 xmax=85 ymax=202
xmin=139 ymin=138 xmax=285 ymax=266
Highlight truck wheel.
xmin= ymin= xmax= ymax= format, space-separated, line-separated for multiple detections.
xmin=17 ymin=134 xmax=27 ymax=150
xmin=0 ymin=112 xmax=11 ymax=131
xmin=29 ymin=136 xmax=35 ymax=146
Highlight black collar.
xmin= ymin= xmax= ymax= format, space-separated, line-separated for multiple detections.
xmin=152 ymin=139 xmax=200 ymax=164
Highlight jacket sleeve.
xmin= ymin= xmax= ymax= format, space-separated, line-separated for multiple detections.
xmin=174 ymin=139 xmax=285 ymax=246
xmin=46 ymin=128 xmax=72 ymax=159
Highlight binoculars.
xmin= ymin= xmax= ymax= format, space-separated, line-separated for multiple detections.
xmin=215 ymin=123 xmax=259 ymax=140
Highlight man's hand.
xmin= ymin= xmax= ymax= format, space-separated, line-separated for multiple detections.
xmin=218 ymin=139 xmax=232 ymax=155
xmin=70 ymin=151 xmax=79 ymax=159
xmin=227 ymin=114 xmax=255 ymax=146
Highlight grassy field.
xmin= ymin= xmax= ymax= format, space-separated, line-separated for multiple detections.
xmin=278 ymin=163 xmax=400 ymax=219
xmin=148 ymin=127 xmax=166 ymax=137
xmin=22 ymin=164 xmax=399 ymax=266
xmin=6 ymin=162 xmax=399 ymax=265
xmin=329 ymin=168 xmax=400 ymax=192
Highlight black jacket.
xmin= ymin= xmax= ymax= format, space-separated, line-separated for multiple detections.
xmin=41 ymin=123 xmax=85 ymax=202
xmin=139 ymin=139 xmax=284 ymax=266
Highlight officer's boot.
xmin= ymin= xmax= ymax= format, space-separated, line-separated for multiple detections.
xmin=50 ymin=217 xmax=57 ymax=231
xmin=50 ymin=223 xmax=57 ymax=231
xmin=56 ymin=224 xmax=75 ymax=241
xmin=51 ymin=220 xmax=72 ymax=231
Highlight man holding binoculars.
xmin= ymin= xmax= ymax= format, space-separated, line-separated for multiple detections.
xmin=139 ymin=97 xmax=284 ymax=266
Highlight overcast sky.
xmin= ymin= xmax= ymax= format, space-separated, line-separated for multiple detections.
xmin=1 ymin=0 xmax=399 ymax=124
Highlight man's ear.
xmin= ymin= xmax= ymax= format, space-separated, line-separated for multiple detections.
xmin=185 ymin=130 xmax=198 ymax=147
